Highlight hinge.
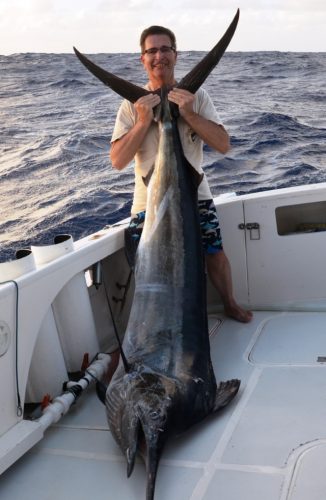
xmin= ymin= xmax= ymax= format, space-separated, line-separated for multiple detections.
xmin=238 ymin=222 xmax=260 ymax=240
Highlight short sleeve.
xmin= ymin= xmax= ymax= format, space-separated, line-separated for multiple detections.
xmin=110 ymin=100 xmax=136 ymax=143
xmin=194 ymin=88 xmax=223 ymax=126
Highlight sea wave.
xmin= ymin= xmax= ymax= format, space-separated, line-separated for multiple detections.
xmin=0 ymin=51 xmax=325 ymax=262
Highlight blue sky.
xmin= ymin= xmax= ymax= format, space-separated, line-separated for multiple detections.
xmin=0 ymin=0 xmax=325 ymax=55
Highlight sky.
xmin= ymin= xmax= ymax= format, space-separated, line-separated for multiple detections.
xmin=0 ymin=0 xmax=325 ymax=55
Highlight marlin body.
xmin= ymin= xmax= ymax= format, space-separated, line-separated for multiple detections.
xmin=74 ymin=10 xmax=241 ymax=500
xmin=106 ymin=94 xmax=240 ymax=499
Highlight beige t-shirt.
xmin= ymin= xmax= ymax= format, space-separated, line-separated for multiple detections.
xmin=111 ymin=87 xmax=222 ymax=215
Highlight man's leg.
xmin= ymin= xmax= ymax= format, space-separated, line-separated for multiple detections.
xmin=198 ymin=199 xmax=252 ymax=323
xmin=206 ymin=250 xmax=252 ymax=323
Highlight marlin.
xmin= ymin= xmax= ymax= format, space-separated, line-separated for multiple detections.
xmin=74 ymin=10 xmax=241 ymax=500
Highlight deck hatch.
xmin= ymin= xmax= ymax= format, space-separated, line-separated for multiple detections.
xmin=249 ymin=313 xmax=326 ymax=366
xmin=208 ymin=315 xmax=223 ymax=338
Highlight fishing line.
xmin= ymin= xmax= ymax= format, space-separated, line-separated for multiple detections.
xmin=102 ymin=269 xmax=130 ymax=373
xmin=0 ymin=279 xmax=22 ymax=417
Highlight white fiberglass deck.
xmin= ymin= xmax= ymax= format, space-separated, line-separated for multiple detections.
xmin=2 ymin=310 xmax=326 ymax=500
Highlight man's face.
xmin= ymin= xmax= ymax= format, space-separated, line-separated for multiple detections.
xmin=141 ymin=34 xmax=177 ymax=88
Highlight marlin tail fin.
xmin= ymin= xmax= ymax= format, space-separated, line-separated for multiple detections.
xmin=73 ymin=10 xmax=240 ymax=100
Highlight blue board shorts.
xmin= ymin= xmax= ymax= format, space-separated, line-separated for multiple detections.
xmin=127 ymin=199 xmax=223 ymax=255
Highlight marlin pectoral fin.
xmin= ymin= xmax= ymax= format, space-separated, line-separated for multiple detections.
xmin=182 ymin=158 xmax=204 ymax=188
xmin=213 ymin=379 xmax=241 ymax=412
xmin=190 ymin=168 xmax=204 ymax=188
xmin=73 ymin=47 xmax=150 ymax=103
xmin=142 ymin=165 xmax=155 ymax=187
xmin=177 ymin=9 xmax=240 ymax=94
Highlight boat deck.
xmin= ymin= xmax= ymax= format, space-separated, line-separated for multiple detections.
xmin=2 ymin=310 xmax=326 ymax=500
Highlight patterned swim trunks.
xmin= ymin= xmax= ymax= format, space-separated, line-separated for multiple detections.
xmin=126 ymin=199 xmax=223 ymax=256
xmin=198 ymin=199 xmax=223 ymax=254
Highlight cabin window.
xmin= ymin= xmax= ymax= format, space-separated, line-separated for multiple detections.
xmin=275 ymin=201 xmax=326 ymax=235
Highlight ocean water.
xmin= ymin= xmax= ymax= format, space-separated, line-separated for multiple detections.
xmin=0 ymin=51 xmax=325 ymax=262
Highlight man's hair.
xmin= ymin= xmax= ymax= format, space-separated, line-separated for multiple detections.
xmin=140 ymin=26 xmax=177 ymax=53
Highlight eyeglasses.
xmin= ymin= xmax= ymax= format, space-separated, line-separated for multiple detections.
xmin=143 ymin=46 xmax=176 ymax=55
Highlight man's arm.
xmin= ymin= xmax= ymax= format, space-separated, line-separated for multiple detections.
xmin=110 ymin=93 xmax=161 ymax=170
xmin=168 ymin=88 xmax=230 ymax=154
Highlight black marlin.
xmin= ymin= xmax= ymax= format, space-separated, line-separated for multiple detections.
xmin=74 ymin=10 xmax=241 ymax=500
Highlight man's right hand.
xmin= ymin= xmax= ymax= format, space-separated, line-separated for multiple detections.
xmin=135 ymin=94 xmax=161 ymax=125
xmin=111 ymin=93 xmax=161 ymax=170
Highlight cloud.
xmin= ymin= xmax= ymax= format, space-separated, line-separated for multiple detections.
xmin=0 ymin=0 xmax=325 ymax=54
xmin=160 ymin=0 xmax=326 ymax=11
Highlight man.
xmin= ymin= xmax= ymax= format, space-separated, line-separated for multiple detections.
xmin=110 ymin=25 xmax=252 ymax=324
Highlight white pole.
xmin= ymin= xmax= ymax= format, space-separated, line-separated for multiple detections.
xmin=37 ymin=353 xmax=111 ymax=431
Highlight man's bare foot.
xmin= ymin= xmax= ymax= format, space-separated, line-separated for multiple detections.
xmin=224 ymin=302 xmax=253 ymax=323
